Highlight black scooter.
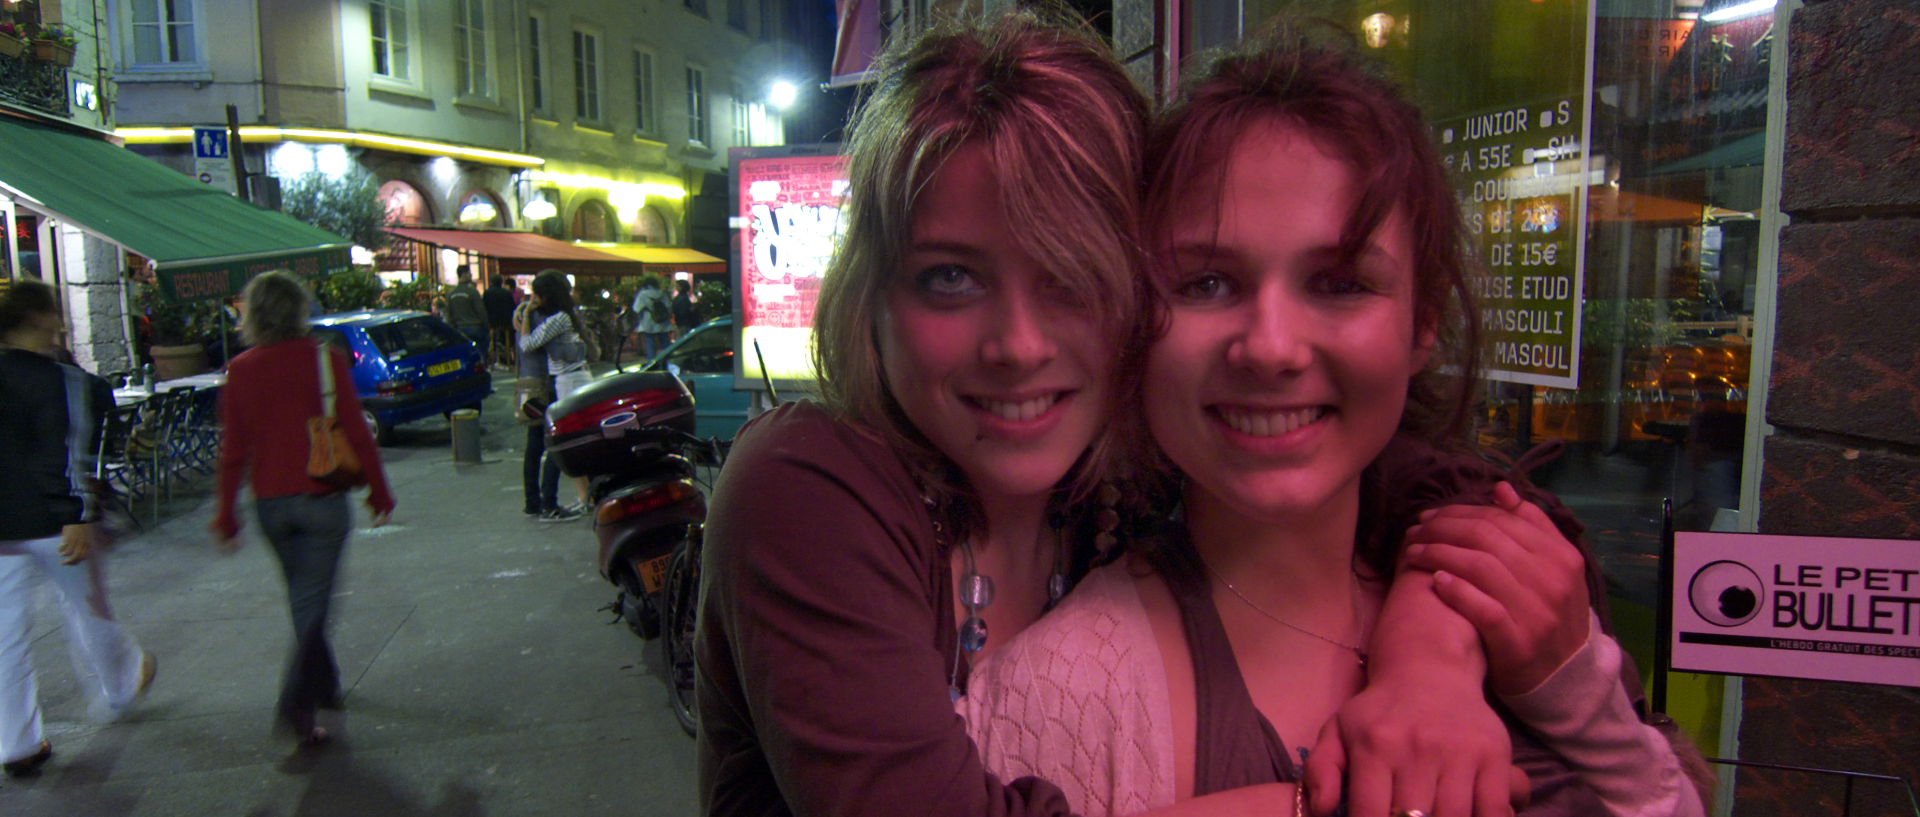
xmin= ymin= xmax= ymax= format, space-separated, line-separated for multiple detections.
xmin=545 ymin=370 xmax=724 ymax=735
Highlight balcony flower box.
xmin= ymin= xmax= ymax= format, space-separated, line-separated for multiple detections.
xmin=31 ymin=38 xmax=73 ymax=67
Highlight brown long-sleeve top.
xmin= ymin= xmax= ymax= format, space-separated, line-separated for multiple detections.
xmin=695 ymin=401 xmax=1077 ymax=817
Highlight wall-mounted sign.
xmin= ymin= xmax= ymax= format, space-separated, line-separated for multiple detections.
xmin=731 ymin=147 xmax=847 ymax=392
xmin=1671 ymin=532 xmax=1920 ymax=688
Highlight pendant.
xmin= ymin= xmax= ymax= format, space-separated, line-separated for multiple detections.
xmin=959 ymin=573 xmax=995 ymax=609
xmin=960 ymin=615 xmax=989 ymax=652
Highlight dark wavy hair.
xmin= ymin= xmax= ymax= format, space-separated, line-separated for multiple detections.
xmin=1146 ymin=20 xmax=1481 ymax=449
xmin=530 ymin=268 xmax=581 ymax=331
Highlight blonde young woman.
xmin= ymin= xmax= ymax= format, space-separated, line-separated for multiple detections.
xmin=962 ymin=26 xmax=1712 ymax=817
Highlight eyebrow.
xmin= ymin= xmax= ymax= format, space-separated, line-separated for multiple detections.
xmin=905 ymin=239 xmax=986 ymax=260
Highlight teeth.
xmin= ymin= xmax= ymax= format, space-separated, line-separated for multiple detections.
xmin=1217 ymin=406 xmax=1325 ymax=437
xmin=976 ymin=394 xmax=1059 ymax=422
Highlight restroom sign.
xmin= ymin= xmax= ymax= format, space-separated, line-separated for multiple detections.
xmin=1671 ymin=532 xmax=1920 ymax=687
xmin=192 ymin=126 xmax=237 ymax=195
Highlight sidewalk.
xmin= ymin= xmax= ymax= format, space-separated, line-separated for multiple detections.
xmin=4 ymin=388 xmax=699 ymax=816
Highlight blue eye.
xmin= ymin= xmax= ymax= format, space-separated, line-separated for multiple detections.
xmin=914 ymin=264 xmax=983 ymax=298
xmin=1173 ymin=271 xmax=1235 ymax=302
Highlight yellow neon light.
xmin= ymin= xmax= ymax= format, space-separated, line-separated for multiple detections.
xmin=526 ymin=170 xmax=686 ymax=201
xmin=114 ymin=126 xmax=545 ymax=168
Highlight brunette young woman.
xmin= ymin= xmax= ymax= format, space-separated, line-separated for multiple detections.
xmin=962 ymin=25 xmax=1712 ymax=817
xmin=695 ymin=10 xmax=1562 ymax=817
xmin=516 ymin=269 xmax=591 ymax=521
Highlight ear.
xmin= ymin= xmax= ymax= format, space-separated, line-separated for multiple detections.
xmin=1409 ymin=324 xmax=1438 ymax=374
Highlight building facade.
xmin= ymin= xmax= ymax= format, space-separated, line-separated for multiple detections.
xmin=112 ymin=0 xmax=788 ymax=279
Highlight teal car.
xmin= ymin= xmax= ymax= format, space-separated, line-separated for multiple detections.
xmin=632 ymin=315 xmax=751 ymax=440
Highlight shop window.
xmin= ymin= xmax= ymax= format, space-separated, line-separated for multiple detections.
xmin=125 ymin=0 xmax=203 ymax=68
xmin=454 ymin=0 xmax=492 ymax=98
xmin=369 ymin=0 xmax=417 ymax=85
xmin=686 ymin=64 xmax=709 ymax=146
xmin=573 ymin=29 xmax=601 ymax=123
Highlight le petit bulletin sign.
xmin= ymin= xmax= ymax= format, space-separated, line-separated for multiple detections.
xmin=1671 ymin=532 xmax=1920 ymax=688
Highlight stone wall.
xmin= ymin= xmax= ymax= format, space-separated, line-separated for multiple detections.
xmin=1744 ymin=1 xmax=1920 ymax=815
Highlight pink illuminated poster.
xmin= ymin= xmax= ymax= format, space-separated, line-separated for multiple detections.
xmin=735 ymin=152 xmax=848 ymax=386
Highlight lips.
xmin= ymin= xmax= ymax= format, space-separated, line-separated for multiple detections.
xmin=1211 ymin=404 xmax=1328 ymax=438
xmin=967 ymin=391 xmax=1066 ymax=423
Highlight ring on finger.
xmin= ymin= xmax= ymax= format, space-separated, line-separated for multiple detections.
xmin=1392 ymin=810 xmax=1428 ymax=817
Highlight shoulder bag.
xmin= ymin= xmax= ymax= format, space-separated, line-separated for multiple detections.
xmin=307 ymin=342 xmax=366 ymax=487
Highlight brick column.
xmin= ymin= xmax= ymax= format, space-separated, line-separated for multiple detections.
xmin=1743 ymin=1 xmax=1920 ymax=815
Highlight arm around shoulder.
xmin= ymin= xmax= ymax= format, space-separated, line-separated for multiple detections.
xmin=1502 ymin=614 xmax=1708 ymax=817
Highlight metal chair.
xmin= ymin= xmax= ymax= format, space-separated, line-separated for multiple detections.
xmin=95 ymin=401 xmax=154 ymax=528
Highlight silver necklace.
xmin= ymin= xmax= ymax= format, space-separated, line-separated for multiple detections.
xmin=1200 ymin=557 xmax=1369 ymax=667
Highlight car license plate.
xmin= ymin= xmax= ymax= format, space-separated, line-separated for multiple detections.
xmin=427 ymin=360 xmax=461 ymax=376
xmin=638 ymin=553 xmax=671 ymax=594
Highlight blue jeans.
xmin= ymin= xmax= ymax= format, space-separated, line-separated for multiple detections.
xmin=523 ymin=424 xmax=561 ymax=513
xmin=254 ymin=492 xmax=351 ymax=720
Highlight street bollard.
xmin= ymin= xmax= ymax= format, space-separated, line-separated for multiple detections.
xmin=450 ymin=408 xmax=481 ymax=464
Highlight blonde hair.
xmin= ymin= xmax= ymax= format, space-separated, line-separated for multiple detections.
xmin=239 ymin=270 xmax=312 ymax=346
xmin=811 ymin=7 xmax=1152 ymax=539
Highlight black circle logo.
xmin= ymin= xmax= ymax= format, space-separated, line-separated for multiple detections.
xmin=1688 ymin=560 xmax=1764 ymax=627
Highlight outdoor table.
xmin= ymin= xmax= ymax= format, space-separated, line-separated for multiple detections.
xmin=112 ymin=372 xmax=226 ymax=405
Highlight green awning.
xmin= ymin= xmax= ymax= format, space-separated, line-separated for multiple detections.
xmin=0 ymin=116 xmax=351 ymax=301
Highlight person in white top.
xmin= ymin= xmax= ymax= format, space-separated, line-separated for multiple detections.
xmin=964 ymin=21 xmax=1711 ymax=817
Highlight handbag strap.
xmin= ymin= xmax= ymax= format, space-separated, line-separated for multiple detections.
xmin=316 ymin=341 xmax=336 ymax=420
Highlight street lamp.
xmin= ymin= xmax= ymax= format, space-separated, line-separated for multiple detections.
xmin=769 ymin=79 xmax=799 ymax=111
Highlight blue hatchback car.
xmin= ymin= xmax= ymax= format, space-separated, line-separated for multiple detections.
xmin=311 ymin=310 xmax=493 ymax=444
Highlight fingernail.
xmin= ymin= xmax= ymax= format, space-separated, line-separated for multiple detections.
xmin=1435 ymin=570 xmax=1453 ymax=585
xmin=1405 ymin=543 xmax=1426 ymax=558
xmin=1418 ymin=508 xmax=1437 ymax=521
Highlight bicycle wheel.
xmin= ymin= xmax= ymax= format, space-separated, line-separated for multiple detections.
xmin=662 ymin=527 xmax=702 ymax=736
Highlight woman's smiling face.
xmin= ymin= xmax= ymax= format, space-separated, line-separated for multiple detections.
xmin=1144 ymin=121 xmax=1432 ymax=525
xmin=877 ymin=143 xmax=1113 ymax=504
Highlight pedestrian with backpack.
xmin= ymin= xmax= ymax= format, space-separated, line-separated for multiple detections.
xmin=629 ymin=276 xmax=673 ymax=360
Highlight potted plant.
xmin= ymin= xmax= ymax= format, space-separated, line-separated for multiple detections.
xmin=135 ymin=284 xmax=216 ymax=380
xmin=0 ymin=23 xmax=26 ymax=59
xmin=30 ymin=23 xmax=74 ymax=67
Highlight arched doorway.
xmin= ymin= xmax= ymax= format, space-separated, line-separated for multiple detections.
xmin=572 ymin=199 xmax=616 ymax=241
xmin=630 ymin=205 xmax=671 ymax=245
xmin=377 ymin=179 xmax=433 ymax=226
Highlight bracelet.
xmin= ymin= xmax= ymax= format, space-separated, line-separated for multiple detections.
xmin=1295 ymin=779 xmax=1305 ymax=817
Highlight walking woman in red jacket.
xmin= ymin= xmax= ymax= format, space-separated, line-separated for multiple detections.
xmin=213 ymin=270 xmax=394 ymax=745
